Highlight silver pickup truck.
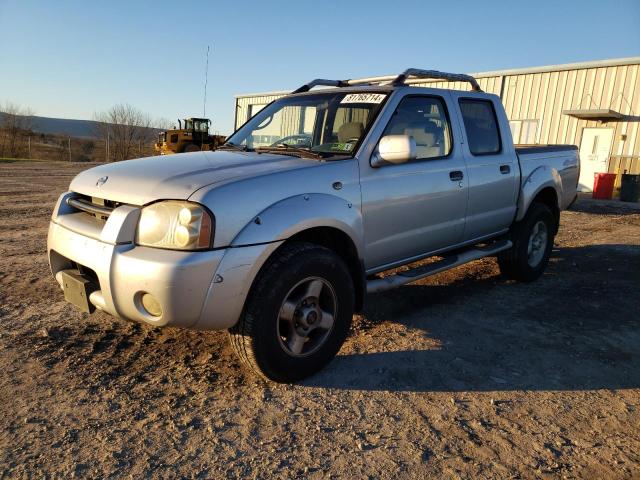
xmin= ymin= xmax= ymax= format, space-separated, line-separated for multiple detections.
xmin=48 ymin=69 xmax=579 ymax=382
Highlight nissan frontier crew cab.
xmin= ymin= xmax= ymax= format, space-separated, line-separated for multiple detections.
xmin=48 ymin=69 xmax=580 ymax=382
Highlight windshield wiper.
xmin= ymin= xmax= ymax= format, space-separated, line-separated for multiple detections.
xmin=218 ymin=142 xmax=249 ymax=152
xmin=255 ymin=143 xmax=325 ymax=160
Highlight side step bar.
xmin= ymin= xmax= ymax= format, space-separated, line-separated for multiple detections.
xmin=366 ymin=239 xmax=512 ymax=293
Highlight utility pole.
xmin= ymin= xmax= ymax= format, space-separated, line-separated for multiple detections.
xmin=203 ymin=45 xmax=210 ymax=117
xmin=28 ymin=136 xmax=31 ymax=159
xmin=106 ymin=132 xmax=110 ymax=162
xmin=68 ymin=137 xmax=71 ymax=162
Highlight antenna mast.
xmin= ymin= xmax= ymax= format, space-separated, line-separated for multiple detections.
xmin=203 ymin=45 xmax=210 ymax=118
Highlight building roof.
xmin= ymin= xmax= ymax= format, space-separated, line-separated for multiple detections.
xmin=235 ymin=56 xmax=640 ymax=99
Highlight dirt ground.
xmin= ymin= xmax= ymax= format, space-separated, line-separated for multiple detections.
xmin=1 ymin=160 xmax=639 ymax=479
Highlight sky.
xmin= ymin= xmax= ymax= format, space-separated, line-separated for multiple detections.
xmin=1 ymin=0 xmax=639 ymax=135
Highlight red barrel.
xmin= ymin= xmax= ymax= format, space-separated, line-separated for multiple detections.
xmin=592 ymin=173 xmax=616 ymax=200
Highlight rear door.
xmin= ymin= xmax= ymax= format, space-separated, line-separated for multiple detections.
xmin=452 ymin=94 xmax=518 ymax=242
xmin=359 ymin=91 xmax=468 ymax=270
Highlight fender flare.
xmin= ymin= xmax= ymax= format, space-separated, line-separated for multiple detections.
xmin=230 ymin=193 xmax=364 ymax=256
xmin=196 ymin=194 xmax=365 ymax=328
xmin=516 ymin=165 xmax=563 ymax=222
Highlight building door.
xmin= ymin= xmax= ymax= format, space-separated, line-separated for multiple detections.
xmin=578 ymin=128 xmax=614 ymax=192
xmin=248 ymin=103 xmax=267 ymax=121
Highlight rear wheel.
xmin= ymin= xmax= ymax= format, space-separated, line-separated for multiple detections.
xmin=229 ymin=242 xmax=354 ymax=383
xmin=498 ymin=202 xmax=555 ymax=282
xmin=184 ymin=143 xmax=200 ymax=152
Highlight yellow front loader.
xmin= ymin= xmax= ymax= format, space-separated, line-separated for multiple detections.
xmin=155 ymin=118 xmax=226 ymax=155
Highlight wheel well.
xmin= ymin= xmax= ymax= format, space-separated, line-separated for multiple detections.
xmin=532 ymin=187 xmax=560 ymax=233
xmin=286 ymin=227 xmax=365 ymax=312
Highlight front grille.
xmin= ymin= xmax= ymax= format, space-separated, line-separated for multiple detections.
xmin=67 ymin=194 xmax=123 ymax=221
xmin=75 ymin=262 xmax=100 ymax=286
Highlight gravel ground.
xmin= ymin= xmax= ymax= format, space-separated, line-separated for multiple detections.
xmin=1 ymin=160 xmax=639 ymax=479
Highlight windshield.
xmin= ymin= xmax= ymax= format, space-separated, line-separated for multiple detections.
xmin=225 ymin=91 xmax=388 ymax=159
xmin=194 ymin=120 xmax=209 ymax=132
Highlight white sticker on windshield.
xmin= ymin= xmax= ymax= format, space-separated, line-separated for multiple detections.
xmin=340 ymin=93 xmax=386 ymax=104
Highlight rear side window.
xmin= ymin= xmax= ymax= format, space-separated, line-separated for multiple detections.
xmin=459 ymin=99 xmax=501 ymax=155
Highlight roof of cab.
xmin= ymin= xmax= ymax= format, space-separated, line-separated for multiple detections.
xmin=236 ymin=69 xmax=482 ymax=98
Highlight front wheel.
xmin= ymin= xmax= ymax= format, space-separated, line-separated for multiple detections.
xmin=498 ymin=202 xmax=555 ymax=282
xmin=229 ymin=242 xmax=354 ymax=383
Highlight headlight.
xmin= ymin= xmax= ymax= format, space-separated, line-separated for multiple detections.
xmin=136 ymin=201 xmax=213 ymax=250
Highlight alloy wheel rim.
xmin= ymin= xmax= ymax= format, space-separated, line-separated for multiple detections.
xmin=527 ymin=220 xmax=548 ymax=267
xmin=277 ymin=277 xmax=337 ymax=357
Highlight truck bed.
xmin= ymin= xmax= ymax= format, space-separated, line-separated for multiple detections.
xmin=516 ymin=144 xmax=580 ymax=210
xmin=515 ymin=144 xmax=578 ymax=155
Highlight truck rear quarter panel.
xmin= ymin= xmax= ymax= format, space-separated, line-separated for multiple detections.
xmin=516 ymin=148 xmax=580 ymax=221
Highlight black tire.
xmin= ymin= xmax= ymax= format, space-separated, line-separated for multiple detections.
xmin=183 ymin=143 xmax=200 ymax=152
xmin=498 ymin=202 xmax=555 ymax=282
xmin=229 ymin=242 xmax=355 ymax=383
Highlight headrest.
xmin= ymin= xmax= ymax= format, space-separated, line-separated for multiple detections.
xmin=404 ymin=125 xmax=436 ymax=146
xmin=338 ymin=122 xmax=364 ymax=142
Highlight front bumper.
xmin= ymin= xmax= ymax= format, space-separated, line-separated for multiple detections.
xmin=47 ymin=192 xmax=281 ymax=330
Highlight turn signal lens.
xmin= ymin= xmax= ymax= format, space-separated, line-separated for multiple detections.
xmin=137 ymin=201 xmax=213 ymax=250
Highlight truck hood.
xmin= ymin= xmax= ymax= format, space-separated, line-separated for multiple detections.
xmin=69 ymin=150 xmax=318 ymax=205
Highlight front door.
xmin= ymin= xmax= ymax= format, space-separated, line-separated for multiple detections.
xmin=578 ymin=128 xmax=614 ymax=192
xmin=360 ymin=93 xmax=468 ymax=270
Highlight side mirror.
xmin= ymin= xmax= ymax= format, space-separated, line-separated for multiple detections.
xmin=372 ymin=135 xmax=416 ymax=167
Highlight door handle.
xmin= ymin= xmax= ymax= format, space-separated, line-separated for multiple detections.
xmin=449 ymin=170 xmax=464 ymax=181
xmin=500 ymin=165 xmax=511 ymax=174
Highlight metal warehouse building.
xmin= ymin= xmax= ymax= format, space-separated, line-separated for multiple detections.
xmin=234 ymin=57 xmax=640 ymax=193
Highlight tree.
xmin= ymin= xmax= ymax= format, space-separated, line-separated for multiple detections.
xmin=154 ymin=117 xmax=174 ymax=130
xmin=94 ymin=104 xmax=155 ymax=162
xmin=75 ymin=139 xmax=95 ymax=162
xmin=0 ymin=102 xmax=34 ymax=158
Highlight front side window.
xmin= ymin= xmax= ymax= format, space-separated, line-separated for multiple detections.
xmin=225 ymin=91 xmax=388 ymax=159
xmin=382 ymin=96 xmax=452 ymax=160
xmin=459 ymin=99 xmax=501 ymax=155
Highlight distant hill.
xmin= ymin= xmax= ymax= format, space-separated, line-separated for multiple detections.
xmin=0 ymin=112 xmax=161 ymax=139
